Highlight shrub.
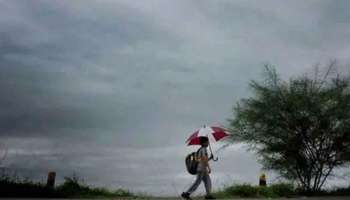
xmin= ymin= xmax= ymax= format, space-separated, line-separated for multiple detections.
xmin=214 ymin=183 xmax=296 ymax=198
xmin=0 ymin=175 xmax=59 ymax=197
xmin=56 ymin=176 xmax=134 ymax=198
xmin=1 ymin=174 xmax=134 ymax=198
xmin=224 ymin=184 xmax=259 ymax=197
xmin=269 ymin=183 xmax=295 ymax=197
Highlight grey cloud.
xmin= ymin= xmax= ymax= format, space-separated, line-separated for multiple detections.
xmin=0 ymin=0 xmax=350 ymax=195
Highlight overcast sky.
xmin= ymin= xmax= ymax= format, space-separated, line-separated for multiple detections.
xmin=0 ymin=0 xmax=350 ymax=196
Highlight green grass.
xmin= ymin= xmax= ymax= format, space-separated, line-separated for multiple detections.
xmin=213 ymin=183 xmax=350 ymax=198
xmin=330 ymin=185 xmax=350 ymax=196
xmin=55 ymin=176 xmax=135 ymax=198
xmin=0 ymin=173 xmax=59 ymax=197
xmin=213 ymin=183 xmax=297 ymax=198
xmin=0 ymin=174 xmax=136 ymax=198
xmin=307 ymin=185 xmax=350 ymax=197
xmin=1 ymin=173 xmax=350 ymax=198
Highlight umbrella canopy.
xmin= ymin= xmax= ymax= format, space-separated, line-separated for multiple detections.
xmin=186 ymin=125 xmax=230 ymax=146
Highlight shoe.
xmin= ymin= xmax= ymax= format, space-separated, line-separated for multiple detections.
xmin=181 ymin=192 xmax=192 ymax=200
xmin=204 ymin=195 xmax=216 ymax=199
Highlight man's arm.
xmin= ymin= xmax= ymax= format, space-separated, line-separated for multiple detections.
xmin=205 ymin=158 xmax=211 ymax=174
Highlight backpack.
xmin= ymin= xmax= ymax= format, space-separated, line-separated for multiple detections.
xmin=185 ymin=148 xmax=201 ymax=175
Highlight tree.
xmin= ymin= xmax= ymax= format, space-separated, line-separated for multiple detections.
xmin=229 ymin=63 xmax=350 ymax=193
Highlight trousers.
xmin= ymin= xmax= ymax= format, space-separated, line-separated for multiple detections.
xmin=186 ymin=171 xmax=211 ymax=195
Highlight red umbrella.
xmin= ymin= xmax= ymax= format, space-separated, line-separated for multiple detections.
xmin=186 ymin=125 xmax=230 ymax=145
xmin=186 ymin=125 xmax=231 ymax=161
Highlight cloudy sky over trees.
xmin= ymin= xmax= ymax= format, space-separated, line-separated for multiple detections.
xmin=0 ymin=0 xmax=349 ymax=195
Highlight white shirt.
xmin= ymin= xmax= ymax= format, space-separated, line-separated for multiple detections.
xmin=196 ymin=146 xmax=208 ymax=172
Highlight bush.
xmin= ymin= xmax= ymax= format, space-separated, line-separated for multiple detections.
xmin=214 ymin=183 xmax=296 ymax=198
xmin=0 ymin=175 xmax=59 ymax=197
xmin=227 ymin=184 xmax=259 ymax=197
xmin=269 ymin=183 xmax=295 ymax=197
xmin=56 ymin=176 xmax=134 ymax=198
xmin=257 ymin=185 xmax=275 ymax=198
xmin=0 ymin=174 xmax=134 ymax=198
xmin=330 ymin=185 xmax=350 ymax=196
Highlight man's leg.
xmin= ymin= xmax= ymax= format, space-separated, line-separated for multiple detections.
xmin=186 ymin=172 xmax=204 ymax=194
xmin=203 ymin=173 xmax=212 ymax=195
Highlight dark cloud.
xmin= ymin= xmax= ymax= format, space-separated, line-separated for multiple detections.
xmin=0 ymin=0 xmax=349 ymax=195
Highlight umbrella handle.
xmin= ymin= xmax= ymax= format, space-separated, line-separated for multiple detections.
xmin=209 ymin=153 xmax=219 ymax=161
xmin=210 ymin=154 xmax=218 ymax=161
xmin=208 ymin=142 xmax=218 ymax=162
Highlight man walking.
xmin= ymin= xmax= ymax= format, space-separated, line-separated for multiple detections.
xmin=182 ymin=136 xmax=215 ymax=200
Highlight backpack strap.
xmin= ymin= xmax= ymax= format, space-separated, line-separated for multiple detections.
xmin=196 ymin=147 xmax=203 ymax=158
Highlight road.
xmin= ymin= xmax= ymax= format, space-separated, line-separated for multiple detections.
xmin=1 ymin=198 xmax=349 ymax=200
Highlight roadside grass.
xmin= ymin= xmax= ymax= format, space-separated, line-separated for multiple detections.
xmin=1 ymin=172 xmax=349 ymax=198
xmin=0 ymin=174 xmax=136 ymax=198
xmin=306 ymin=185 xmax=350 ymax=197
xmin=213 ymin=183 xmax=350 ymax=198
xmin=330 ymin=185 xmax=350 ymax=196
xmin=55 ymin=176 xmax=135 ymax=198
xmin=213 ymin=183 xmax=296 ymax=198
xmin=0 ymin=173 xmax=59 ymax=197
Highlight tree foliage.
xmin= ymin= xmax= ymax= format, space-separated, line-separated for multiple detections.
xmin=230 ymin=63 xmax=350 ymax=192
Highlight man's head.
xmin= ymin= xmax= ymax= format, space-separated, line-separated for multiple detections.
xmin=199 ymin=136 xmax=209 ymax=147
